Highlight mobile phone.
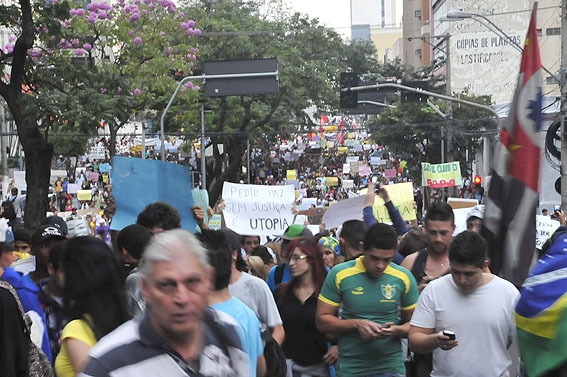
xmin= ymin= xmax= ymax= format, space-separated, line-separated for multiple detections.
xmin=555 ymin=205 xmax=561 ymax=212
xmin=443 ymin=330 xmax=456 ymax=340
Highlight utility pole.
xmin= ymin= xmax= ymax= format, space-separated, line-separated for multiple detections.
xmin=562 ymin=0 xmax=567 ymax=209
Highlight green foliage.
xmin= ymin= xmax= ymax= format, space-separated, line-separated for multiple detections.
xmin=2 ymin=0 xmax=202 ymax=155
xmin=366 ymin=66 xmax=496 ymax=181
xmin=51 ymin=135 xmax=90 ymax=157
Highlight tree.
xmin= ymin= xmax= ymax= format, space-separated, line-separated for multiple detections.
xmin=365 ymin=60 xmax=496 ymax=183
xmin=1 ymin=0 xmax=201 ymax=226
xmin=180 ymin=0 xmax=382 ymax=205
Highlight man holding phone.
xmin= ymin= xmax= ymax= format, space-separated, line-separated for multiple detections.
xmin=408 ymin=231 xmax=519 ymax=377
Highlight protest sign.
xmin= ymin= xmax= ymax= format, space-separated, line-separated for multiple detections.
xmin=99 ymin=163 xmax=111 ymax=173
xmin=452 ymin=207 xmax=474 ymax=236
xmin=287 ymin=179 xmax=299 ymax=189
xmin=343 ymin=163 xmax=350 ymax=174
xmin=338 ymin=147 xmax=348 ymax=153
xmin=384 ymin=168 xmax=396 ymax=178
xmin=222 ymin=182 xmax=295 ymax=236
xmin=89 ymin=146 xmax=106 ymax=160
xmin=367 ymin=182 xmax=416 ymax=222
xmin=86 ymin=171 xmax=99 ymax=182
xmin=421 ymin=162 xmax=462 ymax=188
xmin=67 ymin=183 xmax=80 ymax=194
xmin=370 ymin=157 xmax=381 ymax=166
xmin=110 ymin=157 xmax=197 ymax=232
xmin=448 ymin=198 xmax=478 ymax=209
xmin=359 ymin=165 xmax=371 ymax=176
xmin=298 ymin=197 xmax=318 ymax=210
xmin=77 ymin=190 xmax=92 ymax=201
xmin=350 ymin=161 xmax=360 ymax=173
xmin=321 ymin=195 xmax=366 ymax=229
xmin=536 ymin=215 xmax=560 ymax=249
xmin=346 ymin=156 xmax=359 ymax=163
xmin=208 ymin=214 xmax=222 ymax=230
xmin=353 ymin=144 xmax=363 ymax=152
xmin=192 ymin=189 xmax=210 ymax=225
xmin=363 ymin=144 xmax=371 ymax=150
xmin=287 ymin=170 xmax=297 ymax=180
xmin=13 ymin=170 xmax=26 ymax=193
xmin=325 ymin=177 xmax=339 ymax=186
xmin=342 ymin=179 xmax=354 ymax=188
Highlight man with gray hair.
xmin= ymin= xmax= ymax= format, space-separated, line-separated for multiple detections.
xmin=81 ymin=229 xmax=250 ymax=377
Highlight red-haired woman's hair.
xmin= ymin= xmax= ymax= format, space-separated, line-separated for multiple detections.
xmin=277 ymin=237 xmax=327 ymax=297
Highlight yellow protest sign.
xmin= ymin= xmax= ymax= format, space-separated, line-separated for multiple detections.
xmin=325 ymin=177 xmax=339 ymax=186
xmin=421 ymin=162 xmax=462 ymax=188
xmin=78 ymin=190 xmax=92 ymax=201
xmin=338 ymin=147 xmax=348 ymax=154
xmin=287 ymin=170 xmax=297 ymax=180
xmin=368 ymin=182 xmax=416 ymax=222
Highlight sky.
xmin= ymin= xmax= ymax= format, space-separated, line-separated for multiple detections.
xmin=285 ymin=0 xmax=351 ymax=37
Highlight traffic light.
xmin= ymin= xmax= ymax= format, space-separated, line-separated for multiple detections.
xmin=340 ymin=72 xmax=359 ymax=108
xmin=99 ymin=121 xmax=105 ymax=129
xmin=474 ymin=176 xmax=482 ymax=185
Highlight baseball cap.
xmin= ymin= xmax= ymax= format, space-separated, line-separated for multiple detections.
xmin=467 ymin=205 xmax=485 ymax=221
xmin=280 ymin=224 xmax=313 ymax=241
xmin=41 ymin=215 xmax=69 ymax=237
xmin=32 ymin=224 xmax=66 ymax=245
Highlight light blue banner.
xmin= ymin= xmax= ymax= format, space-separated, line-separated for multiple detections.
xmin=110 ymin=157 xmax=197 ymax=232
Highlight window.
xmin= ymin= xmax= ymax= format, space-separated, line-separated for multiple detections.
xmin=546 ymin=76 xmax=559 ymax=85
xmin=415 ymin=10 xmax=422 ymax=19
xmin=546 ymin=27 xmax=560 ymax=36
xmin=537 ymin=28 xmax=542 ymax=36
xmin=415 ymin=49 xmax=422 ymax=56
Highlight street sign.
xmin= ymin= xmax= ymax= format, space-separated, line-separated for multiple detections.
xmin=203 ymin=58 xmax=279 ymax=97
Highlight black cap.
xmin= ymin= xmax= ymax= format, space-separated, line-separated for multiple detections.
xmin=41 ymin=215 xmax=68 ymax=237
xmin=32 ymin=224 xmax=66 ymax=245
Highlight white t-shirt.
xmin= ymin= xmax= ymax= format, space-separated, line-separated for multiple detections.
xmin=410 ymin=274 xmax=519 ymax=377
xmin=228 ymin=272 xmax=283 ymax=328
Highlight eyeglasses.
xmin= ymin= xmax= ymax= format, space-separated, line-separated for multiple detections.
xmin=290 ymin=254 xmax=309 ymax=262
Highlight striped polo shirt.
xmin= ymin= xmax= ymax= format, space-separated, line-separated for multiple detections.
xmin=80 ymin=307 xmax=249 ymax=377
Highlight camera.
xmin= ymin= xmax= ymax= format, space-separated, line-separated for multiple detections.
xmin=554 ymin=205 xmax=561 ymax=212
xmin=443 ymin=330 xmax=456 ymax=340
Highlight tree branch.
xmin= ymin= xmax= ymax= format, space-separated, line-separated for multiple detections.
xmin=10 ymin=0 xmax=34 ymax=96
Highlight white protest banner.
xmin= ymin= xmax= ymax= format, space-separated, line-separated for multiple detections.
xmin=67 ymin=183 xmax=80 ymax=194
xmin=13 ymin=170 xmax=27 ymax=192
xmin=452 ymin=207 xmax=475 ymax=236
xmin=536 ymin=215 xmax=560 ymax=249
xmin=363 ymin=144 xmax=371 ymax=150
xmin=343 ymin=163 xmax=350 ymax=174
xmin=346 ymin=156 xmax=359 ymax=163
xmin=89 ymin=146 xmax=106 ymax=160
xmin=353 ymin=144 xmax=363 ymax=152
xmin=298 ymin=197 xmax=318 ymax=210
xmin=342 ymin=179 xmax=354 ymax=188
xmin=370 ymin=157 xmax=381 ymax=166
xmin=321 ymin=195 xmax=366 ymax=229
xmin=222 ymin=182 xmax=295 ymax=236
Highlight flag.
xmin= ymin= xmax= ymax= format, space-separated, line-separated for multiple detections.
xmin=481 ymin=4 xmax=542 ymax=286
xmin=515 ymin=227 xmax=567 ymax=377
xmin=336 ymin=120 xmax=346 ymax=145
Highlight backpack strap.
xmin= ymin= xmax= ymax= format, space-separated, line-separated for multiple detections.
xmin=411 ymin=248 xmax=429 ymax=283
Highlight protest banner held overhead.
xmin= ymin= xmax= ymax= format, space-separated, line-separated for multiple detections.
xmin=421 ymin=162 xmax=462 ymax=188
xmin=110 ymin=157 xmax=197 ymax=232
xmin=362 ymin=182 xmax=416 ymax=222
xmin=222 ymin=182 xmax=295 ymax=236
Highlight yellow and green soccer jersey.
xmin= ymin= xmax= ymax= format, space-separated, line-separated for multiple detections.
xmin=319 ymin=256 xmax=418 ymax=377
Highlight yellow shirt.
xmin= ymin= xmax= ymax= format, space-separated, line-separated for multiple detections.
xmin=54 ymin=319 xmax=97 ymax=377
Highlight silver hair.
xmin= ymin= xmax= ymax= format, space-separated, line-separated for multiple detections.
xmin=141 ymin=229 xmax=209 ymax=277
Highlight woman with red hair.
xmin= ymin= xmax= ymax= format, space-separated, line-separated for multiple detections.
xmin=275 ymin=237 xmax=336 ymax=376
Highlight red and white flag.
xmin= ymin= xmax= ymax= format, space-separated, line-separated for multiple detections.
xmin=482 ymin=5 xmax=542 ymax=286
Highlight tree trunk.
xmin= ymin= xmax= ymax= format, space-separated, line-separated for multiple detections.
xmin=208 ymin=137 xmax=245 ymax=206
xmin=5 ymin=93 xmax=52 ymax=229
xmin=109 ymin=126 xmax=117 ymax=157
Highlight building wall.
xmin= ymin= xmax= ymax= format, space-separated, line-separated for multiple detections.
xmin=402 ymin=0 xmax=425 ymax=66
xmin=370 ymin=27 xmax=404 ymax=62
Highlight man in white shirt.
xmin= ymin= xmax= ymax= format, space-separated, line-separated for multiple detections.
xmin=409 ymin=231 xmax=519 ymax=377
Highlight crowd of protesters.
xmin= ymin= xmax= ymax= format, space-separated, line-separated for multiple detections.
xmin=1 ymin=172 xmax=564 ymax=377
